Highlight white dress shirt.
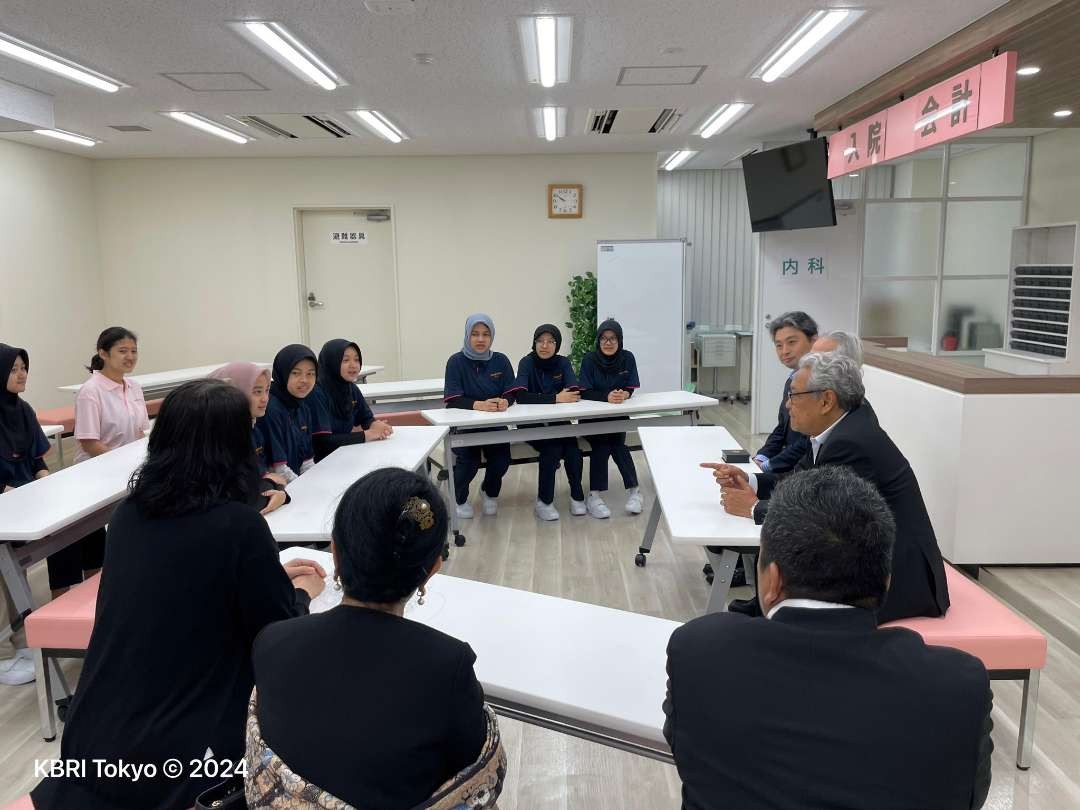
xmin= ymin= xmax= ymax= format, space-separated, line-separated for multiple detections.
xmin=766 ymin=598 xmax=855 ymax=619
xmin=746 ymin=410 xmax=850 ymax=494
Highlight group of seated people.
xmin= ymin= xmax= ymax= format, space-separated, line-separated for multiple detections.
xmin=4 ymin=316 xmax=994 ymax=809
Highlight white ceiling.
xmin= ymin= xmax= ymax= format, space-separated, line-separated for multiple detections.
xmin=0 ymin=0 xmax=1009 ymax=166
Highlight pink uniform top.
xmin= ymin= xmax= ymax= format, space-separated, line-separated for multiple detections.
xmin=73 ymin=371 xmax=150 ymax=464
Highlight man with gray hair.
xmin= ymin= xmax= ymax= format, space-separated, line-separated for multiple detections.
xmin=705 ymin=351 xmax=949 ymax=622
xmin=811 ymin=329 xmax=863 ymax=365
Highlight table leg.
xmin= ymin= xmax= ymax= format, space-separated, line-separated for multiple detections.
xmin=636 ymin=499 xmax=662 ymax=567
xmin=56 ymin=434 xmax=65 ymax=467
xmin=741 ymin=553 xmax=757 ymax=588
xmin=704 ymin=548 xmax=739 ymax=613
xmin=0 ymin=542 xmax=35 ymax=617
xmin=443 ymin=434 xmax=465 ymax=547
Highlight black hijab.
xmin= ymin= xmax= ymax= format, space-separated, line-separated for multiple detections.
xmin=318 ymin=339 xmax=362 ymax=420
xmin=270 ymin=344 xmax=318 ymax=411
xmin=590 ymin=319 xmax=627 ymax=372
xmin=530 ymin=324 xmax=563 ymax=372
xmin=0 ymin=344 xmax=39 ymax=462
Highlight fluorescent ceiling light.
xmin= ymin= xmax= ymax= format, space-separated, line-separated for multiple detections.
xmin=753 ymin=9 xmax=863 ymax=83
xmin=1053 ymin=109 xmax=1073 ymax=118
xmin=662 ymin=150 xmax=697 ymax=171
xmin=0 ymin=30 xmax=122 ymax=92
xmin=698 ymin=103 xmax=752 ymax=138
xmin=33 ymin=128 xmax=97 ymax=147
xmin=166 ymin=112 xmax=250 ymax=144
xmin=1016 ymin=66 xmax=1040 ymax=76
xmin=913 ymin=99 xmax=970 ymax=131
xmin=532 ymin=107 xmax=566 ymax=140
xmin=518 ymin=16 xmax=573 ymax=87
xmin=243 ymin=22 xmax=341 ymax=90
xmin=351 ymin=110 xmax=407 ymax=143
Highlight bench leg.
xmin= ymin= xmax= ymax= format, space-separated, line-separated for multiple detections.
xmin=704 ymin=548 xmax=739 ymax=614
xmin=1017 ymin=668 xmax=1040 ymax=770
xmin=34 ymin=649 xmax=57 ymax=742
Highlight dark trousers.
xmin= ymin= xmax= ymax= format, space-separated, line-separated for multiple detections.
xmin=48 ymin=527 xmax=106 ymax=590
xmin=586 ymin=432 xmax=638 ymax=492
xmin=453 ymin=443 xmax=512 ymax=504
xmin=529 ymin=438 xmax=585 ymax=504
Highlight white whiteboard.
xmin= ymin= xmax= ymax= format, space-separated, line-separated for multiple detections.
xmin=597 ymin=239 xmax=687 ymax=394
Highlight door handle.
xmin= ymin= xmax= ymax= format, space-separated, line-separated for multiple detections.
xmin=307 ymin=292 xmax=325 ymax=309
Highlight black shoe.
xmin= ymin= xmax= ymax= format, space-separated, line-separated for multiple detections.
xmin=727 ymin=597 xmax=763 ymax=617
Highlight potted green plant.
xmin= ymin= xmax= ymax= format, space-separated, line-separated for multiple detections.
xmin=565 ymin=271 xmax=597 ymax=374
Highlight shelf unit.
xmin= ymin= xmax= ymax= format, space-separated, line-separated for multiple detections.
xmin=985 ymin=223 xmax=1079 ymax=375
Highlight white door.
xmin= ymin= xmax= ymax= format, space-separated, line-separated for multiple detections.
xmin=300 ymin=210 xmax=400 ymax=379
xmin=751 ymin=202 xmax=862 ymax=433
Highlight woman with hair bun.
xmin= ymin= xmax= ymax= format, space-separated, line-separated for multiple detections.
xmin=247 ymin=467 xmax=506 ymax=809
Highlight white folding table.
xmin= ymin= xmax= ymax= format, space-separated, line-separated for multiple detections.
xmin=638 ymin=426 xmax=761 ymax=613
xmin=422 ymin=391 xmax=718 ymax=547
xmin=280 ymin=546 xmax=678 ymax=762
xmin=265 ymin=426 xmax=448 ymax=543
xmin=42 ymin=424 xmax=64 ymax=467
xmin=0 ymin=438 xmax=149 ymax=643
xmin=358 ymin=377 xmax=444 ymax=414
xmin=59 ymin=363 xmax=384 ymax=398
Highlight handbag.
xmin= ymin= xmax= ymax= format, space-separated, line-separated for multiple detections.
xmin=194 ymin=775 xmax=247 ymax=809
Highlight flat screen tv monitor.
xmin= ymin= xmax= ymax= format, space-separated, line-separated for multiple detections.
xmin=742 ymin=138 xmax=837 ymax=233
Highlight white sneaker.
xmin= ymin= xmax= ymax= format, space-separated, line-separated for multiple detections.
xmin=569 ymin=498 xmax=587 ymax=517
xmin=0 ymin=650 xmax=35 ymax=685
xmin=626 ymin=487 xmax=643 ymax=515
xmin=586 ymin=492 xmax=611 ymax=519
xmin=456 ymin=502 xmax=474 ymax=520
xmin=535 ymin=500 xmax=560 ymax=521
xmin=482 ymin=495 xmax=498 ymax=516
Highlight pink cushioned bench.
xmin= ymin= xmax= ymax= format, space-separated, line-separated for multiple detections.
xmin=0 ymin=795 xmax=34 ymax=810
xmin=882 ymin=564 xmax=1047 ymax=769
xmin=25 ymin=574 xmax=101 ymax=741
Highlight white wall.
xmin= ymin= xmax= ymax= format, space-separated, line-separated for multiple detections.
xmin=0 ymin=139 xmax=104 ymax=411
xmin=1029 ymin=129 xmax=1080 ymax=225
xmin=92 ymin=154 xmax=657 ymax=380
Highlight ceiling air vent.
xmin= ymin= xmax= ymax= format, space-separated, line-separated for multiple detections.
xmin=108 ymin=124 xmax=151 ymax=132
xmin=587 ymin=108 xmax=682 ymax=135
xmin=230 ymin=114 xmax=354 ymax=139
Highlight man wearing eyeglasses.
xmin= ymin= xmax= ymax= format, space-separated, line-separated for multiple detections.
xmin=704 ymin=352 xmax=950 ymax=623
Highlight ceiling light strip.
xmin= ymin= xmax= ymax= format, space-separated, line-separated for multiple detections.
xmin=699 ymin=103 xmax=752 ymax=138
xmin=0 ymin=31 xmax=121 ymax=92
xmin=754 ymin=9 xmax=861 ymax=84
xmin=34 ymin=128 xmax=97 ymax=147
xmin=663 ymin=150 xmax=697 ymax=171
xmin=166 ymin=112 xmax=250 ymax=144
xmin=244 ymin=22 xmax=340 ymax=91
xmin=351 ymin=110 xmax=406 ymax=143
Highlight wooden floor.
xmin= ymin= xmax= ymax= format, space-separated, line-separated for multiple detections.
xmin=3 ymin=406 xmax=1080 ymax=807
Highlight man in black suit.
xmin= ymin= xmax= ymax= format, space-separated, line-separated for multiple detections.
xmin=663 ymin=467 xmax=993 ymax=810
xmin=712 ymin=352 xmax=949 ymax=622
xmin=753 ymin=311 xmax=818 ymax=475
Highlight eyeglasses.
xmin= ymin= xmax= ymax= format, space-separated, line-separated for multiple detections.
xmin=599 ymin=336 xmax=619 ymax=345
xmin=535 ymin=338 xmax=557 ymax=347
xmin=786 ymin=389 xmax=826 ymax=402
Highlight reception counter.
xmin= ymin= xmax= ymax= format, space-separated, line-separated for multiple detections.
xmin=861 ymin=343 xmax=1080 ymax=565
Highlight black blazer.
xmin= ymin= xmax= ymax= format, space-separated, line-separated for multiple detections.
xmin=756 ymin=374 xmax=810 ymax=474
xmin=663 ymin=607 xmax=993 ymax=810
xmin=252 ymin=605 xmax=487 ymax=810
xmin=753 ymin=403 xmax=949 ymax=622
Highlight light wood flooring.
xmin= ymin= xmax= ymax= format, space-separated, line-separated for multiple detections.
xmin=2 ymin=406 xmax=1080 ymax=807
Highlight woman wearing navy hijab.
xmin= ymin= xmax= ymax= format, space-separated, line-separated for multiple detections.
xmin=444 ymin=314 xmax=523 ymax=519
xmin=309 ymin=339 xmax=393 ymax=463
xmin=264 ymin=344 xmax=323 ymax=482
xmin=514 ymin=324 xmax=586 ymax=521
xmin=579 ymin=319 xmax=642 ymax=518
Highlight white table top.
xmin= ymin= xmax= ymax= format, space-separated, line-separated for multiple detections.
xmin=359 ymin=377 xmax=443 ymax=400
xmin=280 ymin=547 xmax=676 ymax=746
xmin=59 ymin=363 xmax=384 ymax=393
xmin=639 ymin=426 xmax=761 ymax=546
xmin=422 ymin=390 xmax=717 ymax=430
xmin=42 ymin=425 xmax=63 ymax=439
xmin=265 ymin=426 xmax=448 ymax=543
xmin=0 ymin=438 xmax=148 ymax=542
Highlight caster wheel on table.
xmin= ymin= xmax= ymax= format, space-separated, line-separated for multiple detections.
xmin=705 ymin=573 xmax=714 ymax=585
xmin=454 ymin=533 xmax=466 ymax=547
xmin=703 ymin=563 xmax=714 ymax=578
xmin=441 ymin=542 xmax=451 ymax=561
xmin=635 ymin=553 xmax=647 ymax=567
